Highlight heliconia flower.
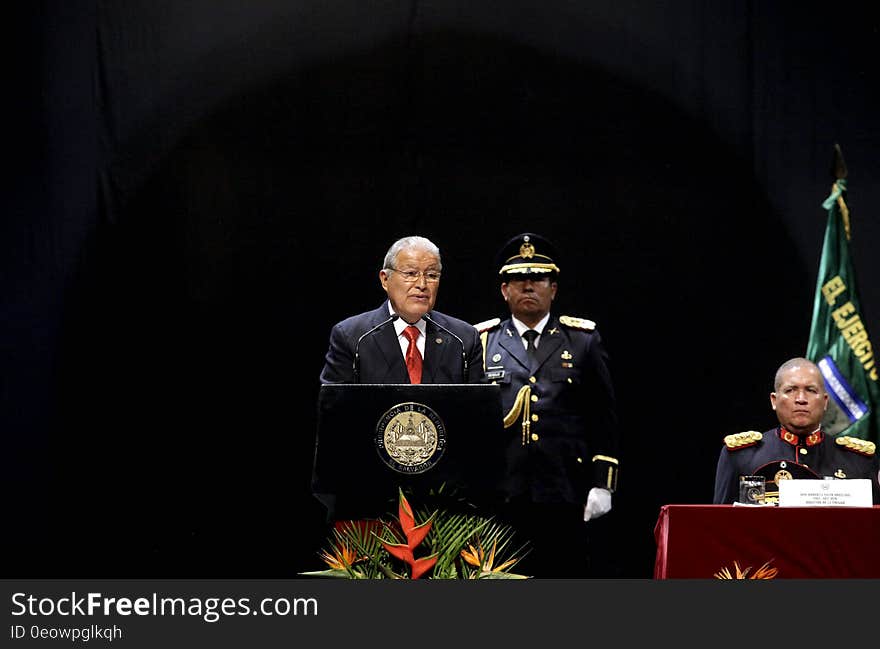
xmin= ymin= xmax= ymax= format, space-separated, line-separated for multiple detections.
xmin=410 ymin=555 xmax=439 ymax=580
xmin=380 ymin=541 xmax=415 ymax=565
xmin=403 ymin=518 xmax=433 ymax=550
xmin=376 ymin=489 xmax=439 ymax=579
xmin=396 ymin=491 xmax=435 ymax=550
xmin=397 ymin=491 xmax=434 ymax=550
xmin=398 ymin=492 xmax=416 ymax=534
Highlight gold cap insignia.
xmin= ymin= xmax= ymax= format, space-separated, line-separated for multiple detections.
xmin=773 ymin=469 xmax=793 ymax=484
xmin=519 ymin=236 xmax=535 ymax=259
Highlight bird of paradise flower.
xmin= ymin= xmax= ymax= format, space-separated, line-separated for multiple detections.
xmin=460 ymin=537 xmax=521 ymax=577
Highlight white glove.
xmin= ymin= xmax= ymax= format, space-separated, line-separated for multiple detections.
xmin=583 ymin=487 xmax=612 ymax=522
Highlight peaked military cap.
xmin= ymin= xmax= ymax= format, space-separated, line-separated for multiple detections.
xmin=751 ymin=461 xmax=821 ymax=505
xmin=753 ymin=460 xmax=820 ymax=485
xmin=496 ymin=232 xmax=561 ymax=277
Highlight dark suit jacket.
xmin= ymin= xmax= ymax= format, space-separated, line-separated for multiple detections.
xmin=314 ymin=303 xmax=489 ymax=521
xmin=320 ymin=302 xmax=485 ymax=384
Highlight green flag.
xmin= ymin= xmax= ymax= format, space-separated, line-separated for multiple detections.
xmin=806 ymin=146 xmax=880 ymax=444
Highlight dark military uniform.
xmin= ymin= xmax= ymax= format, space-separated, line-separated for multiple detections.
xmin=476 ymin=314 xmax=619 ymax=504
xmin=473 ymin=232 xmax=620 ymax=577
xmin=713 ymin=427 xmax=879 ymax=504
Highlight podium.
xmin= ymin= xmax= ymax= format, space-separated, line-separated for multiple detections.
xmin=312 ymin=383 xmax=506 ymax=520
xmin=654 ymin=504 xmax=880 ymax=578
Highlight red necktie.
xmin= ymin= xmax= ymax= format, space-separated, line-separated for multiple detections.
xmin=403 ymin=325 xmax=422 ymax=384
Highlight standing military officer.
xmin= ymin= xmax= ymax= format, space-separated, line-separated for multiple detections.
xmin=474 ymin=233 xmax=620 ymax=578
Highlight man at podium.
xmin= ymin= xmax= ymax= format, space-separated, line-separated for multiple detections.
xmin=313 ymin=236 xmax=494 ymax=524
xmin=320 ymin=235 xmax=484 ymax=385
xmin=713 ymin=357 xmax=879 ymax=504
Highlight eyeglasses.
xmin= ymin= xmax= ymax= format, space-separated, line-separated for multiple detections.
xmin=388 ymin=268 xmax=442 ymax=283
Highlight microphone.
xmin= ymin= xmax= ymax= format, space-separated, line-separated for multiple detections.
xmin=422 ymin=313 xmax=468 ymax=383
xmin=353 ymin=314 xmax=399 ymax=383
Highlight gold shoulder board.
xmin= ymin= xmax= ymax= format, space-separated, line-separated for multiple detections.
xmin=559 ymin=315 xmax=596 ymax=331
xmin=835 ymin=436 xmax=876 ymax=456
xmin=473 ymin=317 xmax=501 ymax=333
xmin=724 ymin=430 xmax=763 ymax=450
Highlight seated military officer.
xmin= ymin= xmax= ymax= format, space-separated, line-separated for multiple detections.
xmin=473 ymin=232 xmax=619 ymax=578
xmin=713 ymin=357 xmax=880 ymax=504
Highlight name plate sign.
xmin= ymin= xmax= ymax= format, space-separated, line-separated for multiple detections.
xmin=778 ymin=479 xmax=872 ymax=507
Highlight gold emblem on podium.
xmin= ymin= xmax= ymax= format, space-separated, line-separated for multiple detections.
xmin=375 ymin=402 xmax=446 ymax=474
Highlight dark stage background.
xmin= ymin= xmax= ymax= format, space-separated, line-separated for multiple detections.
xmin=4 ymin=1 xmax=880 ymax=578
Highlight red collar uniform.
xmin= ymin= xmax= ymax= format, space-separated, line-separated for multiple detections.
xmin=713 ymin=426 xmax=879 ymax=504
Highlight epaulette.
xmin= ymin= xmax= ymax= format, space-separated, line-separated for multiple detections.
xmin=724 ymin=430 xmax=763 ymax=450
xmin=559 ymin=315 xmax=596 ymax=331
xmin=835 ymin=435 xmax=876 ymax=457
xmin=473 ymin=317 xmax=501 ymax=333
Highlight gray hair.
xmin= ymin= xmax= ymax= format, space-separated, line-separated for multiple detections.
xmin=382 ymin=236 xmax=442 ymax=271
xmin=773 ymin=357 xmax=823 ymax=391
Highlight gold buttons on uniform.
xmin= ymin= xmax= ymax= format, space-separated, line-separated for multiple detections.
xmin=799 ymin=448 xmax=808 ymax=455
xmin=576 ymin=457 xmax=583 ymax=463
xmin=567 ymin=377 xmax=572 ymax=384
xmin=531 ymin=394 xmax=538 ymax=402
xmin=531 ymin=433 xmax=539 ymax=442
xmin=531 ymin=414 xmax=539 ymax=422
xmin=529 ymin=376 xmax=536 ymax=384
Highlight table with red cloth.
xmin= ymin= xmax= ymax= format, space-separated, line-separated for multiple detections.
xmin=654 ymin=504 xmax=880 ymax=578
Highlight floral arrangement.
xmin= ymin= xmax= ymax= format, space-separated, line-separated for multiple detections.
xmin=713 ymin=560 xmax=778 ymax=579
xmin=302 ymin=488 xmax=530 ymax=579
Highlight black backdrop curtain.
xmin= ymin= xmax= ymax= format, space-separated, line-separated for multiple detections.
xmin=4 ymin=0 xmax=879 ymax=577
